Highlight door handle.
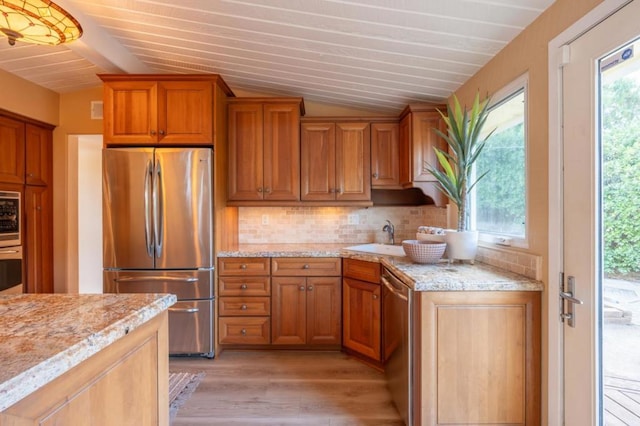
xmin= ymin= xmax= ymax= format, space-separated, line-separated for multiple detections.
xmin=169 ymin=307 xmax=199 ymax=313
xmin=144 ymin=159 xmax=154 ymax=258
xmin=153 ymin=158 xmax=164 ymax=259
xmin=114 ymin=276 xmax=198 ymax=283
xmin=560 ymin=275 xmax=583 ymax=327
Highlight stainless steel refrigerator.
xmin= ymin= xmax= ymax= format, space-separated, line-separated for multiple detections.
xmin=103 ymin=147 xmax=214 ymax=358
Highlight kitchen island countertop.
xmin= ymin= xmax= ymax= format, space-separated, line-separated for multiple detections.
xmin=218 ymin=244 xmax=543 ymax=292
xmin=0 ymin=293 xmax=176 ymax=412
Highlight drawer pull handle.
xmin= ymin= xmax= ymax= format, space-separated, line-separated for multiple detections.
xmin=307 ymin=285 xmax=313 ymax=291
xmin=299 ymin=286 xmax=305 ymax=291
xmin=241 ymin=328 xmax=247 ymax=335
xmin=303 ymin=264 xmax=310 ymax=269
xmin=240 ymin=264 xmax=247 ymax=269
xmin=372 ymin=294 xmax=378 ymax=300
xmin=169 ymin=307 xmax=199 ymax=313
xmin=241 ymin=304 xmax=248 ymax=310
xmin=241 ymin=284 xmax=248 ymax=290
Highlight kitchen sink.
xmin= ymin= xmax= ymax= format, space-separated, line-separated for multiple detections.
xmin=343 ymin=243 xmax=406 ymax=257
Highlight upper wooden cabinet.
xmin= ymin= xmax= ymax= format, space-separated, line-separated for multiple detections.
xmin=371 ymin=122 xmax=400 ymax=188
xmin=25 ymin=124 xmax=52 ymax=186
xmin=100 ymin=74 xmax=233 ymax=145
xmin=0 ymin=116 xmax=25 ymax=184
xmin=399 ymin=104 xmax=447 ymax=205
xmin=228 ymin=98 xmax=303 ymax=202
xmin=301 ymin=120 xmax=371 ymax=202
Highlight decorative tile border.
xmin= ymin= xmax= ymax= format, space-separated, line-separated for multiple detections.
xmin=476 ymin=244 xmax=543 ymax=281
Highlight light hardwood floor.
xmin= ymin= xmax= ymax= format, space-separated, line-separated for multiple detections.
xmin=169 ymin=350 xmax=403 ymax=425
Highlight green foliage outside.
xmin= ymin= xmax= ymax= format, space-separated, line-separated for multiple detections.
xmin=475 ymin=122 xmax=526 ymax=237
xmin=602 ymin=78 xmax=640 ymax=276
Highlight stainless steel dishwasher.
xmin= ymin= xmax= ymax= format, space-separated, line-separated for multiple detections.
xmin=381 ymin=266 xmax=413 ymax=425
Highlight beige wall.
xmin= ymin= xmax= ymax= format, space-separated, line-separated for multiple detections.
xmin=54 ymin=87 xmax=104 ymax=293
xmin=0 ymin=69 xmax=59 ymax=125
xmin=453 ymin=0 xmax=604 ymax=423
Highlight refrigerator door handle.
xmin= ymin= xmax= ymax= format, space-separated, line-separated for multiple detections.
xmin=113 ymin=276 xmax=199 ymax=283
xmin=144 ymin=160 xmax=154 ymax=258
xmin=153 ymin=159 xmax=164 ymax=259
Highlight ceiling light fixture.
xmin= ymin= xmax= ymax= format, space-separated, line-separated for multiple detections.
xmin=0 ymin=0 xmax=82 ymax=46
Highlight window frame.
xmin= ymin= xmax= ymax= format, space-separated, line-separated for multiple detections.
xmin=471 ymin=73 xmax=530 ymax=249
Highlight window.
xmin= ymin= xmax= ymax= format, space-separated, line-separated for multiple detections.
xmin=472 ymin=75 xmax=528 ymax=245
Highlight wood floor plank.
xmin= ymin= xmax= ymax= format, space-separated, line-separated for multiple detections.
xmin=169 ymin=350 xmax=403 ymax=425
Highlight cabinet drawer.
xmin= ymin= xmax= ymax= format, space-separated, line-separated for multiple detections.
xmin=271 ymin=257 xmax=341 ymax=276
xmin=219 ymin=317 xmax=270 ymax=345
xmin=219 ymin=277 xmax=271 ymax=296
xmin=343 ymin=258 xmax=381 ymax=283
xmin=218 ymin=258 xmax=270 ymax=276
xmin=219 ymin=297 xmax=271 ymax=316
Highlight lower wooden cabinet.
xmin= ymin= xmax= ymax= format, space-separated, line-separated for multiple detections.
xmin=415 ymin=291 xmax=541 ymax=425
xmin=25 ymin=185 xmax=53 ymax=293
xmin=0 ymin=312 xmax=169 ymax=425
xmin=342 ymin=277 xmax=381 ymax=361
xmin=271 ymin=276 xmax=342 ymax=346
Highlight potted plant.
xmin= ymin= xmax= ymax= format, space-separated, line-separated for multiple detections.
xmin=426 ymin=92 xmax=495 ymax=261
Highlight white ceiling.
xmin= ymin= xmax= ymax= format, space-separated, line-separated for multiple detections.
xmin=0 ymin=0 xmax=554 ymax=113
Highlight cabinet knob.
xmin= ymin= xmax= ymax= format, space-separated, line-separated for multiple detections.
xmin=240 ymin=264 xmax=247 ymax=270
xmin=159 ymin=130 xmax=165 ymax=135
xmin=307 ymin=285 xmax=313 ymax=291
xmin=241 ymin=328 xmax=247 ymax=335
xmin=329 ymin=188 xmax=336 ymax=193
xmin=257 ymin=187 xmax=263 ymax=193
xmin=150 ymin=130 xmax=156 ymax=135
xmin=241 ymin=304 xmax=248 ymax=310
xmin=337 ymin=188 xmax=343 ymax=194
xmin=36 ymin=206 xmax=42 ymax=211
xmin=265 ymin=187 xmax=271 ymax=194
xmin=28 ymin=173 xmax=34 ymax=177
xmin=240 ymin=283 xmax=248 ymax=290
xmin=372 ymin=173 xmax=379 ymax=179
xmin=299 ymin=286 xmax=305 ymax=291
xmin=303 ymin=264 xmax=310 ymax=269
xmin=373 ymin=294 xmax=378 ymax=300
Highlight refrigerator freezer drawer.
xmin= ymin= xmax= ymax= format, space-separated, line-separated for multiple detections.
xmin=103 ymin=269 xmax=213 ymax=299
xmin=169 ymin=299 xmax=213 ymax=357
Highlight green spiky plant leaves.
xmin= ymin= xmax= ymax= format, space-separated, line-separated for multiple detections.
xmin=426 ymin=92 xmax=495 ymax=232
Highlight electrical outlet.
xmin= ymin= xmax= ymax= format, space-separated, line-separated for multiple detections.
xmin=347 ymin=214 xmax=359 ymax=225
xmin=262 ymin=214 xmax=269 ymax=225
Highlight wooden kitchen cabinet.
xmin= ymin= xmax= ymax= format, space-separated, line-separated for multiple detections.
xmin=398 ymin=104 xmax=447 ymax=205
xmin=0 ymin=115 xmax=25 ymax=184
xmin=415 ymin=291 xmax=541 ymax=425
xmin=218 ymin=257 xmax=272 ymax=346
xmin=25 ymin=123 xmax=52 ymax=186
xmin=371 ymin=122 xmax=401 ymax=188
xmin=301 ymin=121 xmax=371 ymax=201
xmin=271 ymin=257 xmax=342 ymax=347
xmin=342 ymin=258 xmax=382 ymax=362
xmin=228 ymin=98 xmax=303 ymax=202
xmin=100 ymin=74 xmax=233 ymax=145
xmin=24 ymin=185 xmax=53 ymax=293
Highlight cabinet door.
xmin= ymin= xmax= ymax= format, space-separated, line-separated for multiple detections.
xmin=263 ymin=103 xmax=300 ymax=200
xmin=371 ymin=122 xmax=400 ymax=188
xmin=336 ymin=122 xmax=371 ymax=201
xmin=411 ymin=111 xmax=446 ymax=183
xmin=271 ymin=277 xmax=307 ymax=345
xmin=301 ymin=122 xmax=336 ymax=201
xmin=0 ymin=116 xmax=25 ymax=184
xmin=228 ymin=103 xmax=264 ymax=200
xmin=398 ymin=114 xmax=412 ymax=185
xmin=306 ymin=277 xmax=341 ymax=346
xmin=25 ymin=185 xmax=53 ymax=293
xmin=103 ymin=81 xmax=158 ymax=144
xmin=342 ymin=277 xmax=381 ymax=360
xmin=157 ymin=80 xmax=213 ymax=143
xmin=25 ymin=124 xmax=52 ymax=186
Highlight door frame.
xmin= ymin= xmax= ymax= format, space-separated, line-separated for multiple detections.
xmin=547 ymin=0 xmax=631 ymax=424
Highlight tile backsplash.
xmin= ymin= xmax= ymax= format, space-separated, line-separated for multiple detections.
xmin=238 ymin=206 xmax=448 ymax=244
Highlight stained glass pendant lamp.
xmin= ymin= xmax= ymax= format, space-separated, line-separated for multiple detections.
xmin=0 ymin=0 xmax=82 ymax=46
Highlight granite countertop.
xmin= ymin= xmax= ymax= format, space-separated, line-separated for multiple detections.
xmin=0 ymin=293 xmax=177 ymax=412
xmin=218 ymin=244 xmax=544 ymax=292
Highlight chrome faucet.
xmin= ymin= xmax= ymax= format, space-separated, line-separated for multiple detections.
xmin=382 ymin=220 xmax=395 ymax=245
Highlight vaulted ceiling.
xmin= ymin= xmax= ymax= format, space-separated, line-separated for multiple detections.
xmin=0 ymin=0 xmax=554 ymax=113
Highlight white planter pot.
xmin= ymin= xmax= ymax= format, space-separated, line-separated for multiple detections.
xmin=444 ymin=230 xmax=479 ymax=262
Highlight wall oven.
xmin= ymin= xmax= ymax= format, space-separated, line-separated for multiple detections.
xmin=0 ymin=245 xmax=23 ymax=294
xmin=0 ymin=191 xmax=21 ymax=248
